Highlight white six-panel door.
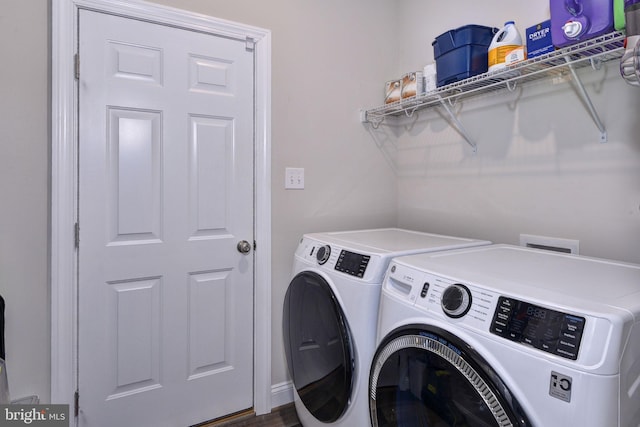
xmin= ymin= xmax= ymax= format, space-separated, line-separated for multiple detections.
xmin=77 ymin=9 xmax=254 ymax=426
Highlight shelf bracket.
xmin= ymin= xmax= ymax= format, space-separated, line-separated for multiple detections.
xmin=405 ymin=107 xmax=419 ymax=118
xmin=360 ymin=109 xmax=385 ymax=129
xmin=564 ymin=56 xmax=607 ymax=142
xmin=437 ymin=96 xmax=477 ymax=153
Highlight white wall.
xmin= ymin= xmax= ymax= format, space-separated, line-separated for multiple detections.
xmin=393 ymin=0 xmax=640 ymax=264
xmin=0 ymin=1 xmax=50 ymax=402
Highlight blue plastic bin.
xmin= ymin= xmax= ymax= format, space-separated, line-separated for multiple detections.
xmin=432 ymin=25 xmax=498 ymax=87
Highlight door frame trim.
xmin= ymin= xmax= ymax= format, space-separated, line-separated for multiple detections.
xmin=51 ymin=0 xmax=272 ymax=415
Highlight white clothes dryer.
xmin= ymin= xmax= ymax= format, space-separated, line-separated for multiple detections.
xmin=371 ymin=244 xmax=640 ymax=427
xmin=282 ymin=228 xmax=491 ymax=427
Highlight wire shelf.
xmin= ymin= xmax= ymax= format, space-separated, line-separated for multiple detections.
xmin=363 ymin=31 xmax=625 ymax=125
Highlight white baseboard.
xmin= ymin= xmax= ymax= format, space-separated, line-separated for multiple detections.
xmin=270 ymin=381 xmax=294 ymax=409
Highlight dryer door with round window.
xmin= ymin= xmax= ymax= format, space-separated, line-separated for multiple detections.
xmin=283 ymin=271 xmax=354 ymax=423
xmin=370 ymin=326 xmax=531 ymax=427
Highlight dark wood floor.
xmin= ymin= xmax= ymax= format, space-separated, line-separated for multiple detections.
xmin=195 ymin=404 xmax=301 ymax=427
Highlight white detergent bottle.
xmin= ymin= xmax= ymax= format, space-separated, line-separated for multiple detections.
xmin=488 ymin=21 xmax=523 ymax=72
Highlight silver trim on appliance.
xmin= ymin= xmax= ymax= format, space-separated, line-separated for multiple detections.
xmin=370 ymin=334 xmax=513 ymax=427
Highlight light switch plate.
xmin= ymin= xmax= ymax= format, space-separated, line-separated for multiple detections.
xmin=285 ymin=167 xmax=304 ymax=189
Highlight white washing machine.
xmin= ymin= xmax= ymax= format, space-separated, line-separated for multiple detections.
xmin=371 ymin=244 xmax=640 ymax=427
xmin=282 ymin=228 xmax=491 ymax=427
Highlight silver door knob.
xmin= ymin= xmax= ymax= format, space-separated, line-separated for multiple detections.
xmin=237 ymin=240 xmax=252 ymax=254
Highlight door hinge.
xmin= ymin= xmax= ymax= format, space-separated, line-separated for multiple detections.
xmin=74 ymin=53 xmax=80 ymax=80
xmin=74 ymin=222 xmax=80 ymax=249
xmin=245 ymin=37 xmax=255 ymax=52
xmin=74 ymin=390 xmax=79 ymax=417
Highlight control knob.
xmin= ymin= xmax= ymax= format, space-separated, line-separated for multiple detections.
xmin=441 ymin=284 xmax=472 ymax=318
xmin=316 ymin=245 xmax=331 ymax=265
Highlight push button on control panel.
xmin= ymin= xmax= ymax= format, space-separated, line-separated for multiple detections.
xmin=555 ymin=316 xmax=584 ymax=359
xmin=420 ymin=282 xmax=430 ymax=298
xmin=490 ymin=297 xmax=513 ymax=337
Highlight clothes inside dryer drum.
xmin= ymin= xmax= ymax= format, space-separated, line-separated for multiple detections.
xmin=283 ymin=271 xmax=354 ymax=423
xmin=370 ymin=326 xmax=531 ymax=427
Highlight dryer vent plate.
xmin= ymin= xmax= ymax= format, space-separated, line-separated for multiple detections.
xmin=519 ymin=234 xmax=579 ymax=254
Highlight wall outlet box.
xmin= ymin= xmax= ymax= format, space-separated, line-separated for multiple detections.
xmin=285 ymin=167 xmax=304 ymax=189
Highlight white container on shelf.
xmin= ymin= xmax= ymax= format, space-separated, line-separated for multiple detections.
xmin=423 ymin=63 xmax=437 ymax=93
xmin=488 ymin=21 xmax=523 ymax=72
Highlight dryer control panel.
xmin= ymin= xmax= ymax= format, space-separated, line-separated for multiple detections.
xmin=334 ymin=250 xmax=371 ymax=278
xmin=490 ymin=296 xmax=585 ymax=360
xmin=299 ymin=238 xmax=376 ymax=280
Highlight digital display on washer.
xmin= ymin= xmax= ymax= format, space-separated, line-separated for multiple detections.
xmin=490 ymin=296 xmax=585 ymax=360
xmin=334 ymin=250 xmax=371 ymax=278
